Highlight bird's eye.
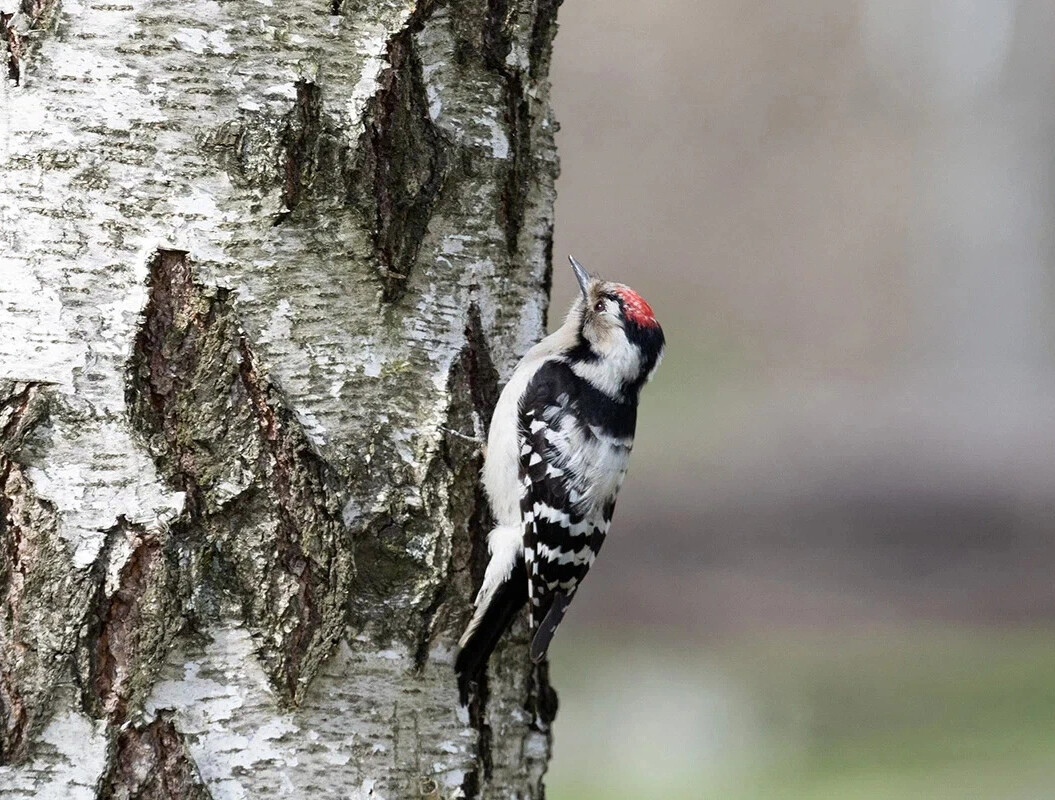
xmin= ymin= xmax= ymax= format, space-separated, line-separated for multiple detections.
xmin=594 ymin=300 xmax=606 ymax=313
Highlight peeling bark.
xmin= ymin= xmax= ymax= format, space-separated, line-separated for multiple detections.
xmin=0 ymin=0 xmax=561 ymax=797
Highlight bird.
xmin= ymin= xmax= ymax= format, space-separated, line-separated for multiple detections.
xmin=455 ymin=255 xmax=665 ymax=704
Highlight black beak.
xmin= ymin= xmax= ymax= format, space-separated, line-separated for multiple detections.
xmin=568 ymin=255 xmax=591 ymax=299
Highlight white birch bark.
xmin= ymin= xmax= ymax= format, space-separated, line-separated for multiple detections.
xmin=0 ymin=0 xmax=561 ymax=796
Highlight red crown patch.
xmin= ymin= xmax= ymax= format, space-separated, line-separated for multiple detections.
xmin=616 ymin=288 xmax=658 ymax=328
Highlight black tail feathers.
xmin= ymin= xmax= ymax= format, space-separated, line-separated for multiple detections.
xmin=529 ymin=590 xmax=571 ymax=664
xmin=455 ymin=556 xmax=527 ymax=705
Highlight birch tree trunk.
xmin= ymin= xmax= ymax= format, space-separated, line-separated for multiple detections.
xmin=0 ymin=0 xmax=561 ymax=796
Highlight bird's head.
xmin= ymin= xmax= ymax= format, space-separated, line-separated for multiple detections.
xmin=561 ymin=256 xmax=665 ymax=400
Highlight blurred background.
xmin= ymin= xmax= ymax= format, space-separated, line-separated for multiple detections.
xmin=544 ymin=1 xmax=1055 ymax=797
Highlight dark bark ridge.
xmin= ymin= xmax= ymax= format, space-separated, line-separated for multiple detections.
xmin=126 ymin=250 xmax=353 ymax=704
xmin=82 ymin=517 xmax=181 ymax=724
xmin=0 ymin=381 xmax=61 ymax=762
xmin=98 ymin=713 xmax=212 ymax=800
xmin=351 ymin=4 xmax=450 ymax=303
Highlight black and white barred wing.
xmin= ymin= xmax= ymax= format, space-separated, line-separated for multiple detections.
xmin=519 ymin=369 xmax=628 ymax=662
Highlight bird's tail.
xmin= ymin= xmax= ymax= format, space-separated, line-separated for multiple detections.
xmin=529 ymin=589 xmax=572 ymax=663
xmin=455 ymin=532 xmax=527 ymax=705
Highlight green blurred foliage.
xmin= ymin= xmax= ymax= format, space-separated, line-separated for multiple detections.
xmin=546 ymin=625 xmax=1055 ymax=800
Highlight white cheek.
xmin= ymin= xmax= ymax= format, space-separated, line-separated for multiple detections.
xmin=609 ymin=331 xmax=640 ymax=374
xmin=570 ymin=328 xmax=641 ymax=398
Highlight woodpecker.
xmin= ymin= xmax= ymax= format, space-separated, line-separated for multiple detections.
xmin=455 ymin=256 xmax=665 ymax=703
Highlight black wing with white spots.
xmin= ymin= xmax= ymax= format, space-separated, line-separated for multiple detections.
xmin=518 ymin=360 xmax=636 ymax=662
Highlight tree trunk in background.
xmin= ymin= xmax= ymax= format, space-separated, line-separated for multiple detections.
xmin=0 ymin=0 xmax=560 ymax=797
